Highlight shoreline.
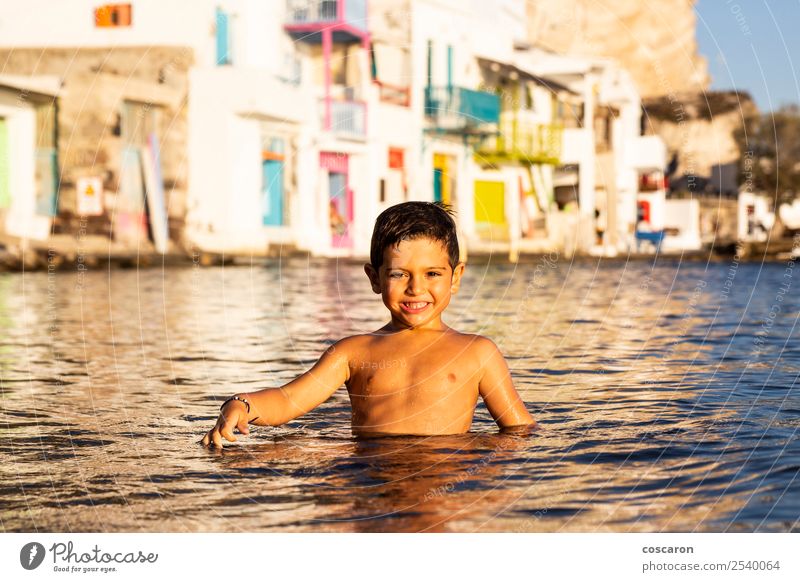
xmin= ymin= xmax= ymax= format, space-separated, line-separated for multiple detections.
xmin=2 ymin=241 xmax=797 ymax=272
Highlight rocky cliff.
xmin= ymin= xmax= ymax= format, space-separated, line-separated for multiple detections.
xmin=643 ymin=91 xmax=757 ymax=195
xmin=526 ymin=0 xmax=709 ymax=98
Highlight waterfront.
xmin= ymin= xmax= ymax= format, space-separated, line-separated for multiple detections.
xmin=0 ymin=258 xmax=798 ymax=532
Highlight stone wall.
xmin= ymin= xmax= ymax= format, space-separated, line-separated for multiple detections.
xmin=0 ymin=47 xmax=192 ymax=239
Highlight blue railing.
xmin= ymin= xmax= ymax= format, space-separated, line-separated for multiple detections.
xmin=286 ymin=0 xmax=367 ymax=33
xmin=424 ymin=86 xmax=500 ymax=127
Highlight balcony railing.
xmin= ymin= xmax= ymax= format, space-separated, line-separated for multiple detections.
xmin=285 ymin=0 xmax=367 ymax=34
xmin=320 ymin=98 xmax=366 ymax=138
xmin=424 ymin=86 xmax=500 ymax=131
xmin=478 ymin=117 xmax=562 ymax=164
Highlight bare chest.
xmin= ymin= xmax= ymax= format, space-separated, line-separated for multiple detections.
xmin=347 ymin=342 xmax=481 ymax=399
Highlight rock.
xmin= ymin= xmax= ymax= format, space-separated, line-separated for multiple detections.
xmin=526 ymin=0 xmax=709 ymax=97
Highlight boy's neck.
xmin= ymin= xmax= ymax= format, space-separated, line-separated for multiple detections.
xmin=385 ymin=317 xmax=449 ymax=333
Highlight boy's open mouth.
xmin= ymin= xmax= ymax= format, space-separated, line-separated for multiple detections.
xmin=400 ymin=301 xmax=430 ymax=314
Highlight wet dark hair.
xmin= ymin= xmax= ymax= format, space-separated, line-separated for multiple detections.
xmin=370 ymin=201 xmax=460 ymax=271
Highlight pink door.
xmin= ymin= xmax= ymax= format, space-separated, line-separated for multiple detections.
xmin=320 ymin=152 xmax=352 ymax=248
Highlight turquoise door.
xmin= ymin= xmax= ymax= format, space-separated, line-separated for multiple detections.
xmin=262 ymin=159 xmax=284 ymax=226
xmin=216 ymin=8 xmax=230 ymax=65
xmin=433 ymin=168 xmax=443 ymax=203
xmin=35 ymin=149 xmax=58 ymax=216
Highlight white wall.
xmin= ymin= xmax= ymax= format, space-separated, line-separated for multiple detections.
xmin=0 ymin=0 xmax=216 ymax=63
xmin=738 ymin=192 xmax=774 ymax=242
xmin=186 ymin=67 xmax=308 ymax=251
xmin=663 ymin=199 xmax=701 ymax=251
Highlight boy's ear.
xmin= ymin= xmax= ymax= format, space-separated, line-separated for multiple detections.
xmin=364 ymin=263 xmax=382 ymax=294
xmin=450 ymin=262 xmax=466 ymax=294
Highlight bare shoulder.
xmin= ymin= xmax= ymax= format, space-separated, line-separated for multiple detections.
xmin=327 ymin=334 xmax=367 ymax=356
xmin=325 ymin=334 xmax=376 ymax=365
xmin=454 ymin=332 xmax=500 ymax=360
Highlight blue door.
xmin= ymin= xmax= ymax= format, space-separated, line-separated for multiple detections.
xmin=262 ymin=159 xmax=284 ymax=226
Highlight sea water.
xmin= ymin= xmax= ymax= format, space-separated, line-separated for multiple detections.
xmin=0 ymin=257 xmax=797 ymax=532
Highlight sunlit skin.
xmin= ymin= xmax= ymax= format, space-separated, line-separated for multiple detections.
xmin=201 ymin=236 xmax=536 ymax=445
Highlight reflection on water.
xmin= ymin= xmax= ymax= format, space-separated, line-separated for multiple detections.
xmin=0 ymin=258 xmax=798 ymax=532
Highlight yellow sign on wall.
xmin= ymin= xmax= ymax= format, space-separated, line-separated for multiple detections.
xmin=76 ymin=176 xmax=104 ymax=216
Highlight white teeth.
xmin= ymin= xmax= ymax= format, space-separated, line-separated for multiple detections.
xmin=404 ymin=302 xmax=428 ymax=309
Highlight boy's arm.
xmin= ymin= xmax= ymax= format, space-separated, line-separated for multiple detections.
xmin=476 ymin=338 xmax=537 ymax=429
xmin=201 ymin=340 xmax=352 ymax=447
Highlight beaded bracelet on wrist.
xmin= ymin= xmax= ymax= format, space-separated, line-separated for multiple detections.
xmin=221 ymin=395 xmax=250 ymax=414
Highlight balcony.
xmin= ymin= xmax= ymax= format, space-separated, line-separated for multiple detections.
xmin=285 ymin=0 xmax=368 ymax=42
xmin=424 ymin=86 xmax=500 ymax=135
xmin=476 ymin=114 xmax=562 ymax=165
xmin=320 ymin=98 xmax=366 ymax=139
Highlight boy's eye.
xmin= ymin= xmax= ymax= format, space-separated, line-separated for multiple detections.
xmin=427 ymin=272 xmax=441 ymax=277
xmin=389 ymin=272 xmax=405 ymax=278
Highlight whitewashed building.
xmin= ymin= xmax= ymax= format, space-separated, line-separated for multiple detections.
xmin=0 ymin=76 xmax=60 ymax=243
xmin=0 ymin=0 xmax=673 ymax=260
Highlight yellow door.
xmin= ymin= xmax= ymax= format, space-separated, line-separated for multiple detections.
xmin=474 ymin=180 xmax=507 ymax=240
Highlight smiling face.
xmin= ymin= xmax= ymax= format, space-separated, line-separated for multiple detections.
xmin=364 ymin=237 xmax=465 ymax=331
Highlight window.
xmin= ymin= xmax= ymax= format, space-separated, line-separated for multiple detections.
xmin=388 ymin=147 xmax=404 ymax=170
xmin=94 ymin=4 xmax=132 ymax=27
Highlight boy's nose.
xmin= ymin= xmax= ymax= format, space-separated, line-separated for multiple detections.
xmin=406 ymin=277 xmax=425 ymax=295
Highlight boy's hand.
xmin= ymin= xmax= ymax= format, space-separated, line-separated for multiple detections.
xmin=201 ymin=400 xmax=250 ymax=448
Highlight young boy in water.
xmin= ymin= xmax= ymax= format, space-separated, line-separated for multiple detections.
xmin=202 ymin=202 xmax=536 ymax=446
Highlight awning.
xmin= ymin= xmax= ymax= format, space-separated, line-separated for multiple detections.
xmin=476 ymin=57 xmax=577 ymax=95
xmin=0 ymin=74 xmax=62 ymax=97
